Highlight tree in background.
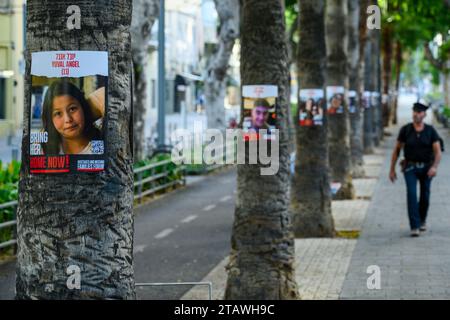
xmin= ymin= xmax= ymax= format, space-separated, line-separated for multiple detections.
xmin=347 ymin=0 xmax=365 ymax=178
xmin=131 ymin=0 xmax=159 ymax=161
xmin=290 ymin=0 xmax=334 ymax=237
xmin=225 ymin=0 xmax=299 ymax=300
xmin=204 ymin=0 xmax=240 ymax=131
xmin=325 ymin=0 xmax=355 ymax=200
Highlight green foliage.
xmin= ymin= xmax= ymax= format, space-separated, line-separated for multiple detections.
xmin=0 ymin=160 xmax=20 ymax=248
xmin=134 ymin=153 xmax=184 ymax=197
xmin=382 ymin=0 xmax=450 ymax=83
xmin=443 ymin=107 xmax=450 ymax=119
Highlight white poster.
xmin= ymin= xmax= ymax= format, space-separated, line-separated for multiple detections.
xmin=29 ymin=51 xmax=108 ymax=174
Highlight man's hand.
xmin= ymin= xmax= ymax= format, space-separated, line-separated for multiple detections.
xmin=427 ymin=166 xmax=437 ymax=178
xmin=389 ymin=169 xmax=397 ymax=183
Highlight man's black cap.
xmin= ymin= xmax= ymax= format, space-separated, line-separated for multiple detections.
xmin=413 ymin=102 xmax=429 ymax=112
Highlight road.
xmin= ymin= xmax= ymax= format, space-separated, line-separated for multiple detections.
xmin=0 ymin=167 xmax=237 ymax=300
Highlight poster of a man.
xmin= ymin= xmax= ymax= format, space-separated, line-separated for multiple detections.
xmin=326 ymin=86 xmax=345 ymax=115
xmin=29 ymin=51 xmax=108 ymax=174
xmin=242 ymin=85 xmax=278 ymax=140
xmin=299 ymin=89 xmax=324 ymax=126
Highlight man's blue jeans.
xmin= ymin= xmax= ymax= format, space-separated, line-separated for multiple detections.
xmin=403 ymin=164 xmax=433 ymax=230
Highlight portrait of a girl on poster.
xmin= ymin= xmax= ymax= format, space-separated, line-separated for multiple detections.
xmin=29 ymin=51 xmax=108 ymax=174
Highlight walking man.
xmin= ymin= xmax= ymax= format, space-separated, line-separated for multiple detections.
xmin=389 ymin=102 xmax=442 ymax=237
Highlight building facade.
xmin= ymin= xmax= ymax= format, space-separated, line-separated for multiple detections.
xmin=0 ymin=0 xmax=25 ymax=139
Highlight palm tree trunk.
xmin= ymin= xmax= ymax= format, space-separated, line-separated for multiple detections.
xmin=16 ymin=0 xmax=135 ymax=299
xmin=225 ymin=0 xmax=299 ymax=300
xmin=204 ymin=0 xmax=240 ymax=131
xmin=290 ymin=0 xmax=334 ymax=237
xmin=325 ymin=0 xmax=355 ymax=200
xmin=347 ymin=0 xmax=365 ymax=178
xmin=381 ymin=25 xmax=393 ymax=128
xmin=363 ymin=31 xmax=375 ymax=154
xmin=391 ymin=41 xmax=402 ymax=125
xmin=371 ymin=25 xmax=382 ymax=145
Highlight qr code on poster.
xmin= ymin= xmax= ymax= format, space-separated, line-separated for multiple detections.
xmin=91 ymin=140 xmax=104 ymax=154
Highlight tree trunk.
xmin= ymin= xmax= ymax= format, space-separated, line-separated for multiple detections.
xmin=204 ymin=0 xmax=240 ymax=131
xmin=290 ymin=0 xmax=334 ymax=238
xmin=371 ymin=25 xmax=382 ymax=145
xmin=391 ymin=41 xmax=402 ymax=125
xmin=131 ymin=0 xmax=159 ymax=161
xmin=16 ymin=0 xmax=135 ymax=299
xmin=225 ymin=0 xmax=299 ymax=300
xmin=347 ymin=0 xmax=365 ymax=178
xmin=381 ymin=25 xmax=393 ymax=128
xmin=363 ymin=29 xmax=375 ymax=154
xmin=325 ymin=0 xmax=354 ymax=200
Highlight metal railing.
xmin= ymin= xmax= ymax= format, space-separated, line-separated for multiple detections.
xmin=134 ymin=158 xmax=186 ymax=203
xmin=0 ymin=159 xmax=187 ymax=251
xmin=184 ymin=142 xmax=237 ymax=175
xmin=0 ymin=200 xmax=18 ymax=250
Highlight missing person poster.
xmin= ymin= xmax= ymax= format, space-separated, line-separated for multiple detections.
xmin=29 ymin=51 xmax=108 ymax=174
xmin=348 ymin=90 xmax=357 ymax=114
xmin=362 ymin=91 xmax=371 ymax=109
xmin=299 ymin=89 xmax=324 ymax=126
xmin=242 ymin=85 xmax=278 ymax=141
xmin=326 ymin=86 xmax=344 ymax=115
xmin=371 ymin=92 xmax=380 ymax=107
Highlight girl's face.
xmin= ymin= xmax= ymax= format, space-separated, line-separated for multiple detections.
xmin=51 ymin=95 xmax=85 ymax=140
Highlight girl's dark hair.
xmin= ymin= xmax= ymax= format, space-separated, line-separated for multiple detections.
xmin=41 ymin=80 xmax=101 ymax=154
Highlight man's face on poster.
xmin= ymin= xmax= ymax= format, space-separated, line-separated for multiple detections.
xmin=331 ymin=94 xmax=342 ymax=109
xmin=52 ymin=95 xmax=86 ymax=140
xmin=251 ymin=105 xmax=269 ymax=128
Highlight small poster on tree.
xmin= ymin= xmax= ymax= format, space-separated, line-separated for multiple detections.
xmin=242 ymin=85 xmax=278 ymax=141
xmin=362 ymin=91 xmax=371 ymax=109
xmin=326 ymin=86 xmax=345 ymax=115
xmin=348 ymin=90 xmax=358 ymax=114
xmin=29 ymin=51 xmax=108 ymax=174
xmin=299 ymin=89 xmax=324 ymax=126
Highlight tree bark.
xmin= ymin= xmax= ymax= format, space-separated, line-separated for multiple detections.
xmin=391 ymin=41 xmax=402 ymax=125
xmin=204 ymin=0 xmax=240 ymax=131
xmin=363 ymin=29 xmax=375 ymax=154
xmin=371 ymin=25 xmax=382 ymax=145
xmin=381 ymin=25 xmax=393 ymax=128
xmin=225 ymin=0 xmax=299 ymax=300
xmin=131 ymin=0 xmax=159 ymax=161
xmin=347 ymin=0 xmax=365 ymax=178
xmin=290 ymin=0 xmax=334 ymax=238
xmin=325 ymin=0 xmax=354 ymax=200
xmin=16 ymin=0 xmax=135 ymax=299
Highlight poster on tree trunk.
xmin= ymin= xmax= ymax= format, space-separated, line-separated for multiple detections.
xmin=348 ymin=90 xmax=358 ymax=114
xmin=242 ymin=85 xmax=278 ymax=141
xmin=326 ymin=86 xmax=344 ymax=115
xmin=299 ymin=89 xmax=324 ymax=126
xmin=371 ymin=92 xmax=380 ymax=107
xmin=29 ymin=51 xmax=108 ymax=174
xmin=362 ymin=91 xmax=371 ymax=109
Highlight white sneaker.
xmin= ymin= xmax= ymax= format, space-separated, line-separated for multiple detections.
xmin=420 ymin=223 xmax=427 ymax=232
xmin=410 ymin=229 xmax=420 ymax=237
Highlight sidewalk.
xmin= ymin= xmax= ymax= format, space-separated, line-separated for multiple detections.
xmin=183 ymin=100 xmax=450 ymax=300
xmin=182 ymin=146 xmax=388 ymax=300
xmin=340 ymin=122 xmax=450 ymax=299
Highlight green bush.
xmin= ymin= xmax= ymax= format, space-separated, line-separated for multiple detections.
xmin=134 ymin=153 xmax=184 ymax=195
xmin=442 ymin=107 xmax=450 ymax=118
xmin=0 ymin=160 xmax=20 ymax=247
